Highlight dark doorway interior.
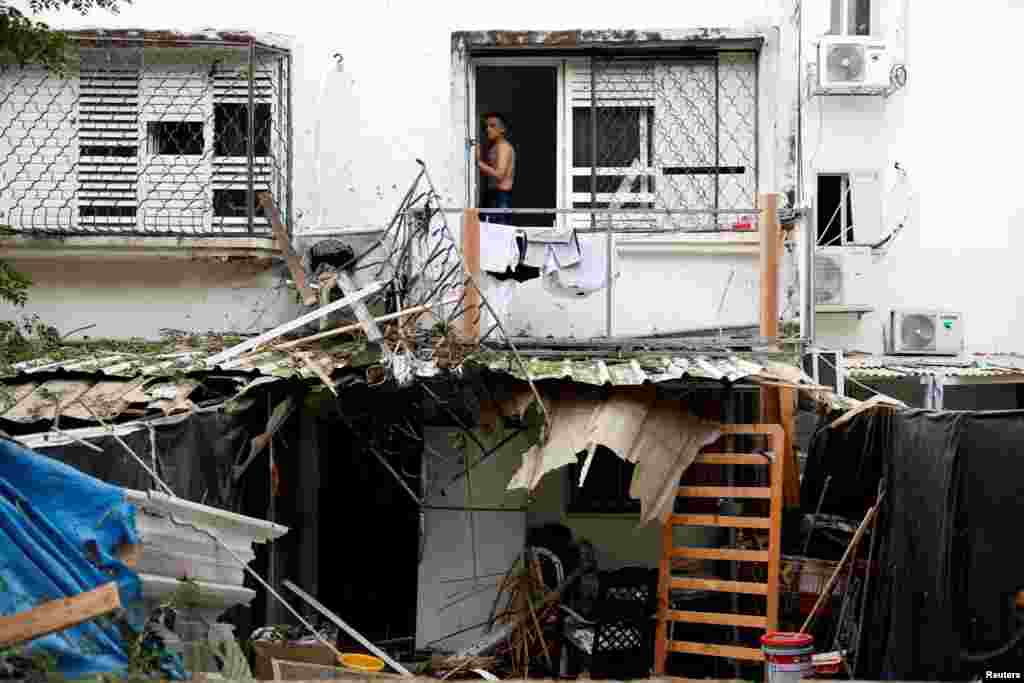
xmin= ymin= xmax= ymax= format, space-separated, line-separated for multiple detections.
xmin=475 ymin=66 xmax=557 ymax=228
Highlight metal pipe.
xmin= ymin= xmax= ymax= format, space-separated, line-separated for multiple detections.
xmin=590 ymin=55 xmax=598 ymax=235
xmin=246 ymin=40 xmax=256 ymax=235
xmin=714 ymin=57 xmax=721 ymax=221
xmin=801 ymin=195 xmax=816 ymax=344
xmin=285 ymin=52 xmax=294 ymax=238
xmin=439 ymin=206 xmax=759 ymax=215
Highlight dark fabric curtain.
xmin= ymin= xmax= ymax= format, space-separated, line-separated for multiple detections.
xmin=849 ymin=409 xmax=1024 ymax=680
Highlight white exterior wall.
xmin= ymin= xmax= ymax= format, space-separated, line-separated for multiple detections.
xmin=13 ymin=0 xmax=1024 ymax=348
xmin=803 ymin=1 xmax=1024 ymax=354
xmin=15 ymin=0 xmax=799 ymax=341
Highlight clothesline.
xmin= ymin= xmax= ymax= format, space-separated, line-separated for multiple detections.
xmin=817 ymin=353 xmax=897 ymax=402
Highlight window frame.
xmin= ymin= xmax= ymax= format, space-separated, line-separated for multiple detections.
xmin=817 ymin=172 xmax=855 ymax=247
xmin=827 ymin=0 xmax=874 ymax=37
xmin=467 ymin=51 xmax=759 ymax=240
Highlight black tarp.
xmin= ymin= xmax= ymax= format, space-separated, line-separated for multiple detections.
xmin=805 ymin=408 xmax=1024 ymax=679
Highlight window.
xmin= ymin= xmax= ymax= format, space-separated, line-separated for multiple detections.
xmin=817 ymin=174 xmax=854 ymax=246
xmin=214 ymin=103 xmax=271 ymax=157
xmin=829 ymin=0 xmax=871 ymax=36
xmin=213 ymin=188 xmax=264 ymax=218
xmin=571 ymin=106 xmax=655 ymax=210
xmin=563 ymin=56 xmax=757 ymax=232
xmin=147 ymin=121 xmax=204 ymax=155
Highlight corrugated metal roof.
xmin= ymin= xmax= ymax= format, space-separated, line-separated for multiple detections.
xmin=4 ymin=341 xmax=377 ymax=381
xmin=845 ymin=355 xmax=1024 ymax=379
xmin=468 ymin=351 xmax=810 ymax=387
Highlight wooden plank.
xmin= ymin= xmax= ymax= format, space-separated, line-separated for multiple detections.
xmin=654 ymin=510 xmax=674 ymax=675
xmin=694 ymin=453 xmax=770 ymax=465
xmin=667 ymin=610 xmax=768 ymax=629
xmin=671 ymin=547 xmax=769 ymax=563
xmin=759 ymin=191 xmax=779 ymax=340
xmin=461 ymin=209 xmax=481 ymax=342
xmin=669 ymin=640 xmax=764 ymax=662
xmin=780 ymin=386 xmax=801 ymax=507
xmin=670 ymin=576 xmax=768 ymax=595
xmin=717 ymin=424 xmax=785 ymax=439
xmin=767 ymin=428 xmax=784 ymax=631
xmin=0 ymin=582 xmax=121 ymax=648
xmin=677 ymin=486 xmax=770 ymax=499
xmin=258 ymin=191 xmax=317 ymax=306
xmin=670 ymin=514 xmax=770 ymax=529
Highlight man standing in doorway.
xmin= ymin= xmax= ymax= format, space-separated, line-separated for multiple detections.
xmin=477 ymin=112 xmax=516 ymax=224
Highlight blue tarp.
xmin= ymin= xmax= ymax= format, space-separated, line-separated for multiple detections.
xmin=0 ymin=437 xmax=144 ymax=677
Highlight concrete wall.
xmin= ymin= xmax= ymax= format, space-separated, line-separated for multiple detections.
xmin=802 ymin=1 xmax=1024 ymax=354
xmin=18 ymin=0 xmax=799 ymax=340
xmin=0 ymin=255 xmax=302 ymax=339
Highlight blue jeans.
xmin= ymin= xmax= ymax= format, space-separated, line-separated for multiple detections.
xmin=488 ymin=190 xmax=513 ymax=225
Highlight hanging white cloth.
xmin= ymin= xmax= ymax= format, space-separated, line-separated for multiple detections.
xmin=542 ymin=235 xmax=615 ymax=299
xmin=479 ymin=221 xmax=520 ymax=274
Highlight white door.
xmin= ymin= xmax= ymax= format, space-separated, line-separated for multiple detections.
xmin=415 ymin=427 xmax=527 ymax=652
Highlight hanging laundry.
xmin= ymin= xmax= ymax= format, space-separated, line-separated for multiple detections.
xmin=479 ymin=220 xmax=520 ymax=274
xmin=487 ymin=232 xmax=540 ymax=283
xmin=542 ymin=236 xmax=616 ymax=299
xmin=523 ymin=229 xmax=582 ymax=270
xmin=480 ymin=272 xmax=516 ymax=332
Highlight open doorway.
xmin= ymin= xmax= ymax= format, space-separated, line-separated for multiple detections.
xmin=475 ymin=66 xmax=557 ymax=228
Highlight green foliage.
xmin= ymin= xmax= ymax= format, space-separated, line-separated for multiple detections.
xmin=0 ymin=261 xmax=32 ymax=307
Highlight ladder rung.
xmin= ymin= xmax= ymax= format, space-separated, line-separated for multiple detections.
xmin=670 ymin=514 xmax=771 ymax=529
xmin=671 ymin=547 xmax=770 ymax=562
xmin=717 ymin=424 xmax=784 ymax=439
xmin=667 ymin=610 xmax=768 ymax=629
xmin=670 ymin=576 xmax=768 ymax=595
xmin=669 ymin=640 xmax=765 ymax=661
xmin=678 ymin=486 xmax=771 ymax=499
xmin=695 ymin=453 xmax=770 ymax=465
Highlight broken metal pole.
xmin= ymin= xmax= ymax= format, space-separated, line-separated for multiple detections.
xmin=205 ymin=280 xmax=384 ymax=367
xmin=274 ymin=296 xmax=460 ymax=351
xmin=283 ymin=580 xmax=414 ymax=676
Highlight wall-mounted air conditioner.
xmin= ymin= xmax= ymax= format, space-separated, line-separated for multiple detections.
xmin=889 ymin=310 xmax=964 ymax=356
xmin=814 ymin=246 xmax=872 ymax=308
xmin=817 ymin=36 xmax=891 ymax=93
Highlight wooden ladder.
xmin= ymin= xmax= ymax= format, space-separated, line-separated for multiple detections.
xmin=654 ymin=424 xmax=785 ymax=677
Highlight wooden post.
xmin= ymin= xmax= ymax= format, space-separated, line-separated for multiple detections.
xmin=759 ymin=193 xmax=800 ymax=507
xmin=258 ymin=192 xmax=317 ymax=306
xmin=759 ymin=192 xmax=782 ymax=428
xmin=461 ymin=208 xmax=481 ymax=342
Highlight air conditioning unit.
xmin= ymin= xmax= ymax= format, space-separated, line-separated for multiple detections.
xmin=814 ymin=246 xmax=872 ymax=307
xmin=889 ymin=310 xmax=964 ymax=356
xmin=818 ymin=36 xmax=891 ymax=93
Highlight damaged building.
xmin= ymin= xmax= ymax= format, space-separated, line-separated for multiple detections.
xmin=2 ymin=0 xmax=1024 ymax=680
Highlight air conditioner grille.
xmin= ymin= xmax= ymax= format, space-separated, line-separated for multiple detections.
xmin=826 ymin=44 xmax=867 ymax=83
xmin=814 ymin=255 xmax=843 ymax=305
xmin=900 ymin=314 xmax=937 ymax=351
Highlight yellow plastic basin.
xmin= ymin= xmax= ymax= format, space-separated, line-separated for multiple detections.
xmin=340 ymin=653 xmax=386 ymax=673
